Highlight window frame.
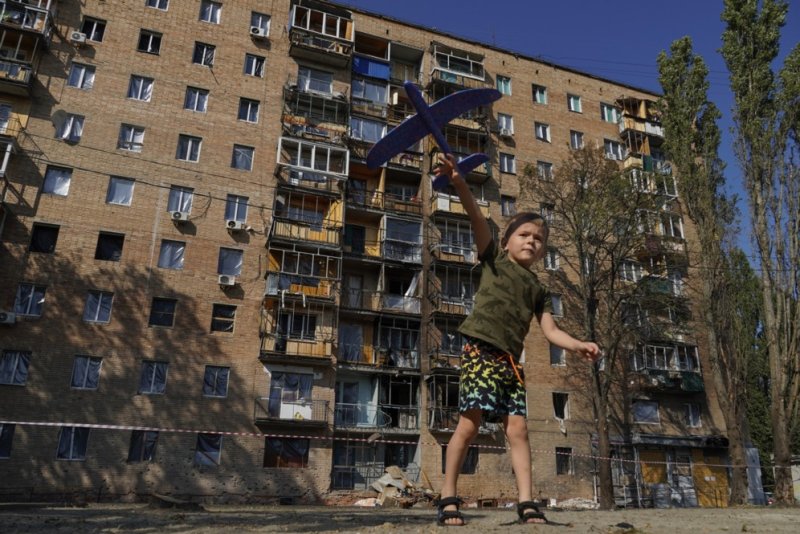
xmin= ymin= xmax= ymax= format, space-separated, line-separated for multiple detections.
xmin=549 ymin=343 xmax=565 ymax=366
xmin=94 ymin=232 xmax=125 ymax=261
xmin=569 ymin=130 xmax=584 ymax=150
xmin=127 ymin=430 xmax=158 ymax=462
xmin=106 ymin=176 xmax=135 ymax=206
xmin=80 ymin=17 xmax=106 ymax=42
xmin=238 ymin=97 xmax=260 ymax=123
xmin=218 ymin=248 xmax=244 ymax=276
xmin=601 ymin=102 xmax=621 ymax=123
xmin=244 ymin=53 xmax=265 ymax=77
xmin=137 ymin=29 xmax=162 ymax=55
xmin=184 ymin=86 xmax=209 ymax=113
xmin=70 ymin=355 xmax=102 ymax=390
xmin=211 ymin=303 xmax=236 ymax=333
xmin=194 ymin=433 xmax=223 ymax=466
xmin=567 ymin=94 xmax=582 ymax=113
xmin=14 ymin=283 xmax=46 ymax=317
xmin=83 ymin=290 xmax=114 ymax=323
xmin=499 ymin=152 xmax=516 ymax=174
xmin=632 ymin=400 xmax=660 ymax=424
xmin=555 ymin=447 xmax=574 ymax=475
xmin=225 ymin=194 xmax=248 ymax=222
xmin=148 ymin=297 xmax=177 ymax=328
xmin=127 ymin=75 xmax=154 ymax=102
xmin=202 ymin=365 xmax=230 ymax=398
xmin=544 ymin=248 xmax=559 ymax=271
xmin=535 ymin=121 xmax=551 ymax=143
xmin=251 ymin=12 xmax=271 ymax=36
xmin=496 ymin=75 xmax=512 ymax=95
xmin=56 ymin=426 xmax=90 ymax=461
xmin=29 ymin=223 xmax=59 ymax=253
xmin=67 ymin=62 xmax=95 ymax=90
xmin=138 ymin=360 xmax=169 ymax=395
xmin=42 ymin=166 xmax=72 ymax=196
xmin=176 ymin=134 xmax=202 ymax=162
xmin=193 ymin=42 xmax=216 ymax=67
xmin=56 ymin=113 xmax=84 ymax=143
xmin=0 ymin=350 xmax=31 ymax=386
xmin=231 ymin=144 xmax=254 ymax=171
xmin=157 ymin=239 xmax=186 ymax=270
xmin=146 ymin=0 xmax=169 ymax=10
xmin=168 ymin=185 xmax=194 ymax=214
xmin=199 ymin=0 xmax=222 ymax=24
xmin=118 ymin=123 xmax=145 ymax=152
xmin=532 ymin=84 xmax=547 ymax=104
xmin=685 ymin=403 xmax=702 ymax=428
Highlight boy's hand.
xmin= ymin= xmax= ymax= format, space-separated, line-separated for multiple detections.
xmin=434 ymin=153 xmax=463 ymax=184
xmin=576 ymin=342 xmax=602 ymax=362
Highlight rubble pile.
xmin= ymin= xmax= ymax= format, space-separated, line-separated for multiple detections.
xmin=353 ymin=466 xmax=436 ymax=508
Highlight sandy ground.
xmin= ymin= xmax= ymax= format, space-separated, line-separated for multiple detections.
xmin=1 ymin=503 xmax=799 ymax=533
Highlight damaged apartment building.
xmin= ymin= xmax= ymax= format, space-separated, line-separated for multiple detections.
xmin=0 ymin=0 xmax=730 ymax=507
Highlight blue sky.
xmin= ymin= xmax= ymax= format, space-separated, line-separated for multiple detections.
xmin=340 ymin=0 xmax=800 ymax=256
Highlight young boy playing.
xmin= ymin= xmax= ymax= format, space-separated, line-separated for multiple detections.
xmin=434 ymin=154 xmax=601 ymax=526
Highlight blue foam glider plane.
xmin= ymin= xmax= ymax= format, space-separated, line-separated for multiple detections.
xmin=366 ymin=81 xmax=502 ymax=191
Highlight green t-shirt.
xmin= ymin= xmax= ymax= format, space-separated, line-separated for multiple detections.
xmin=458 ymin=240 xmax=552 ymax=359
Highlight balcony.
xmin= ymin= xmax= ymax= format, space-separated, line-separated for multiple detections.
xmin=0 ymin=1 xmax=54 ymax=37
xmin=350 ymin=98 xmax=388 ymax=120
xmin=382 ymin=239 xmax=422 ymax=264
xmin=265 ymin=273 xmax=337 ymax=301
xmin=640 ymin=275 xmax=683 ymax=298
xmin=338 ymin=343 xmax=419 ymax=370
xmin=340 ymin=287 xmax=381 ymax=313
xmin=635 ymin=368 xmax=705 ymax=393
xmin=432 ymin=296 xmax=474 ymax=316
xmin=288 ymin=27 xmax=352 ymax=68
xmin=0 ymin=58 xmax=32 ymax=95
xmin=283 ymin=80 xmax=349 ymax=128
xmin=429 ymin=68 xmax=489 ymax=90
xmin=346 ymin=188 xmax=422 ymax=216
xmin=334 ymin=402 xmax=390 ymax=429
xmin=619 ymin=115 xmax=664 ymax=140
xmin=254 ymin=395 xmax=329 ymax=426
xmin=271 ymin=218 xmax=341 ymax=248
xmin=275 ymin=164 xmax=342 ymax=195
xmin=429 ymin=350 xmax=461 ymax=370
xmin=260 ymin=336 xmax=333 ymax=363
xmin=430 ymin=192 xmax=490 ymax=218
xmin=382 ymin=405 xmax=420 ymax=432
xmin=387 ymin=150 xmax=424 ymax=172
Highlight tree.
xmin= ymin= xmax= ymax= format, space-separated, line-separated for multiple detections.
xmin=720 ymin=0 xmax=800 ymax=504
xmin=520 ymin=147 xmax=669 ymax=509
xmin=656 ymin=36 xmax=752 ymax=505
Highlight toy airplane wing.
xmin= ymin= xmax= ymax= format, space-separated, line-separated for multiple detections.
xmin=366 ymin=87 xmax=502 ymax=169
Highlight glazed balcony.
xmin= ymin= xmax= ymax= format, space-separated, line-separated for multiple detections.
xmin=350 ymin=98 xmax=388 ymax=120
xmin=430 ymin=192 xmax=490 ymax=218
xmin=431 ymin=296 xmax=474 ymax=316
xmin=265 ymin=273 xmax=338 ymax=301
xmin=634 ymin=368 xmax=705 ymax=393
xmin=288 ymin=3 xmax=353 ymax=69
xmin=0 ymin=1 xmax=55 ymax=37
xmin=254 ymin=393 xmax=329 ymax=426
xmin=338 ymin=343 xmax=420 ymax=370
xmin=346 ymin=188 xmax=423 ymax=216
xmin=619 ymin=114 xmax=664 ymax=140
xmin=0 ymin=58 xmax=32 ymax=95
xmin=270 ymin=218 xmax=341 ymax=248
xmin=260 ymin=335 xmax=333 ymax=362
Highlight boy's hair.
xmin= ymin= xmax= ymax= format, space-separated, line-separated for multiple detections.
xmin=501 ymin=212 xmax=548 ymax=248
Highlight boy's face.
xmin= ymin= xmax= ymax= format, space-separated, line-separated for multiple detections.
xmin=504 ymin=221 xmax=548 ymax=268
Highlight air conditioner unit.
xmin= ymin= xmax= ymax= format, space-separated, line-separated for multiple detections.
xmin=0 ymin=311 xmax=16 ymax=324
xmin=499 ymin=128 xmax=513 ymax=138
xmin=171 ymin=211 xmax=189 ymax=222
xmin=250 ymin=26 xmax=268 ymax=38
xmin=70 ymin=31 xmax=87 ymax=44
xmin=226 ymin=219 xmax=246 ymax=231
xmin=218 ymin=274 xmax=236 ymax=287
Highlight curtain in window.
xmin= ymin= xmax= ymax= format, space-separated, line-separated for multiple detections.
xmin=57 ymin=427 xmax=89 ymax=460
xmin=232 ymin=146 xmax=253 ymax=169
xmin=14 ymin=284 xmax=44 ymax=316
xmin=107 ymin=178 xmax=134 ymax=205
xmin=203 ymin=367 xmax=228 ymax=396
xmin=168 ymin=187 xmax=193 ymax=213
xmin=44 ymin=168 xmax=71 ymax=195
xmin=352 ymin=57 xmax=390 ymax=80
xmin=338 ymin=324 xmax=363 ymax=362
xmin=83 ymin=291 xmax=112 ymax=322
xmin=140 ymin=362 xmax=167 ymax=394
xmin=195 ymin=433 xmax=222 ymax=465
xmin=71 ymin=356 xmax=101 ymax=389
xmin=0 ymin=424 xmax=15 ymax=457
xmin=633 ymin=402 xmax=659 ymax=423
xmin=0 ymin=351 xmax=29 ymax=384
xmin=158 ymin=241 xmax=185 ymax=269
xmin=128 ymin=430 xmax=158 ymax=462
xmin=225 ymin=196 xmax=247 ymax=221
xmin=218 ymin=249 xmax=243 ymax=276
xmin=268 ymin=372 xmax=313 ymax=415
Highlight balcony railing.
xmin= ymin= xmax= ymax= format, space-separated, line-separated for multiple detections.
xmin=0 ymin=59 xmax=32 ymax=85
xmin=381 ymin=293 xmax=421 ymax=314
xmin=431 ymin=243 xmax=478 ymax=265
xmin=387 ymin=151 xmax=424 ymax=171
xmin=331 ymin=463 xmax=385 ymax=491
xmin=428 ymin=406 xmax=499 ymax=433
xmin=254 ymin=394 xmax=329 ymax=424
xmin=381 ymin=405 xmax=420 ymax=431
xmin=635 ymin=368 xmax=704 ymax=393
xmin=265 ymin=273 xmax=337 ymax=300
xmin=338 ymin=343 xmax=420 ymax=370
xmin=429 ymin=68 xmax=489 ymax=89
xmin=350 ymin=98 xmax=388 ymax=120
xmin=430 ymin=192 xmax=490 ymax=218
xmin=346 ymin=189 xmax=423 ymax=215
xmin=334 ymin=402 xmax=390 ymax=428
xmin=271 ymin=218 xmax=341 ymax=247
xmin=429 ymin=351 xmax=461 ymax=370
xmin=382 ymin=240 xmax=422 ymax=263
xmin=289 ymin=27 xmax=352 ymax=67
xmin=340 ymin=288 xmax=382 ymax=312
xmin=433 ymin=297 xmax=474 ymax=316
xmin=619 ymin=115 xmax=664 ymax=139
xmin=260 ymin=336 xmax=333 ymax=360
xmin=275 ymin=164 xmax=342 ymax=194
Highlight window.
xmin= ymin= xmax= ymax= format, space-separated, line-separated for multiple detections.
xmin=442 ymin=445 xmax=477 ymax=474
xmin=552 ymin=392 xmax=569 ymax=419
xmin=497 ymin=113 xmax=514 ymax=135
xmin=540 ymin=202 xmax=555 ymax=225
xmin=67 ymin=63 xmax=95 ymax=90
xmin=95 ymin=233 xmax=124 ymax=261
xmin=545 ymin=248 xmax=559 ymax=271
xmin=537 ymin=160 xmax=553 ymax=180
xmin=29 ymin=224 xmax=59 ymax=253
xmin=499 ymin=153 xmax=516 ymax=174
xmin=556 ymin=447 xmax=574 ymax=475
xmin=203 ymin=366 xmax=229 ymax=397
xmin=567 ymin=94 xmax=582 ymax=113
xmin=127 ymin=75 xmax=153 ymax=101
xmin=199 ymin=1 xmax=221 ymax=24
xmin=176 ymin=134 xmax=202 ymax=162
xmin=298 ymin=66 xmax=333 ymax=94
xmin=604 ymin=139 xmax=625 ymax=160
xmin=570 ymin=130 xmax=584 ymax=150
xmin=56 ymin=427 xmax=89 ymax=460
xmin=184 ymin=87 xmax=209 ymax=112
xmin=148 ymin=298 xmax=177 ymax=327
xmin=56 ymin=114 xmax=84 ymax=142
xmin=42 ymin=166 xmax=72 ymax=196
xmin=535 ymin=122 xmax=551 ymax=142
xmin=685 ymin=403 xmax=702 ymax=428
xmin=138 ymin=361 xmax=168 ymax=394
xmin=83 ymin=291 xmax=113 ymax=323
xmin=14 ymin=283 xmax=45 ymax=317
xmin=496 ymin=75 xmax=512 ymax=95
xmin=264 ymin=438 xmax=309 ymax=468
xmin=278 ymin=312 xmax=317 ymax=341
xmin=244 ymin=54 xmax=265 ymax=77
xmin=0 ymin=350 xmax=30 ymax=385
xmin=118 ymin=124 xmax=145 ymax=152
xmin=550 ymin=344 xmax=565 ymax=365
xmin=127 ymin=430 xmax=158 ymax=462
xmin=675 ymin=345 xmax=699 ymax=371
xmin=251 ymin=12 xmax=271 ymax=35
xmin=433 ymin=43 xmax=485 ymax=80
xmin=532 ymin=84 xmax=547 ymax=104
xmin=157 ymin=240 xmax=185 ymax=270
xmin=661 ymin=213 xmax=685 ymax=239
xmin=633 ymin=400 xmax=660 ymax=424
xmin=550 ymin=294 xmax=563 ymax=317
xmin=0 ymin=424 xmax=15 ymax=459
xmin=620 ymin=260 xmax=643 ymax=282
xmin=81 ymin=17 xmax=106 ymax=42
xmin=231 ymin=145 xmax=254 ymax=171
xmin=238 ymin=98 xmax=259 ymax=123
xmin=70 ymin=356 xmax=102 ymax=390
xmin=225 ymin=194 xmax=248 ymax=222
xmin=501 ymin=195 xmax=516 ymax=217
xmin=350 ymin=117 xmax=386 ymax=143
xmin=137 ymin=30 xmax=162 ymax=54
xmin=193 ymin=42 xmax=216 ymax=67
xmin=106 ymin=176 xmax=135 ymax=206
xmin=351 ymin=77 xmax=388 ymax=103
xmin=211 ymin=304 xmax=236 ymax=333
xmin=168 ymin=185 xmax=193 ymax=214
xmin=601 ymin=103 xmax=621 ymax=123
xmin=218 ymin=248 xmax=243 ymax=276
xmin=194 ymin=433 xmax=222 ymax=466
xmin=146 ymin=0 xmax=169 ymax=10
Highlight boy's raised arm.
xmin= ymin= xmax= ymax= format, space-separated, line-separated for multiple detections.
xmin=435 ymin=154 xmax=492 ymax=256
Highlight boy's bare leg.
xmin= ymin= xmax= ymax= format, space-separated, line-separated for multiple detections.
xmin=440 ymin=409 xmax=481 ymax=525
xmin=503 ymin=414 xmax=545 ymax=524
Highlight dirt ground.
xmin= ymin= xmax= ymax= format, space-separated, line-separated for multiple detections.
xmin=1 ymin=503 xmax=799 ymax=533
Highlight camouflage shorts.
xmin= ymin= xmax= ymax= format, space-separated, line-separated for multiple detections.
xmin=459 ymin=337 xmax=527 ymax=422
